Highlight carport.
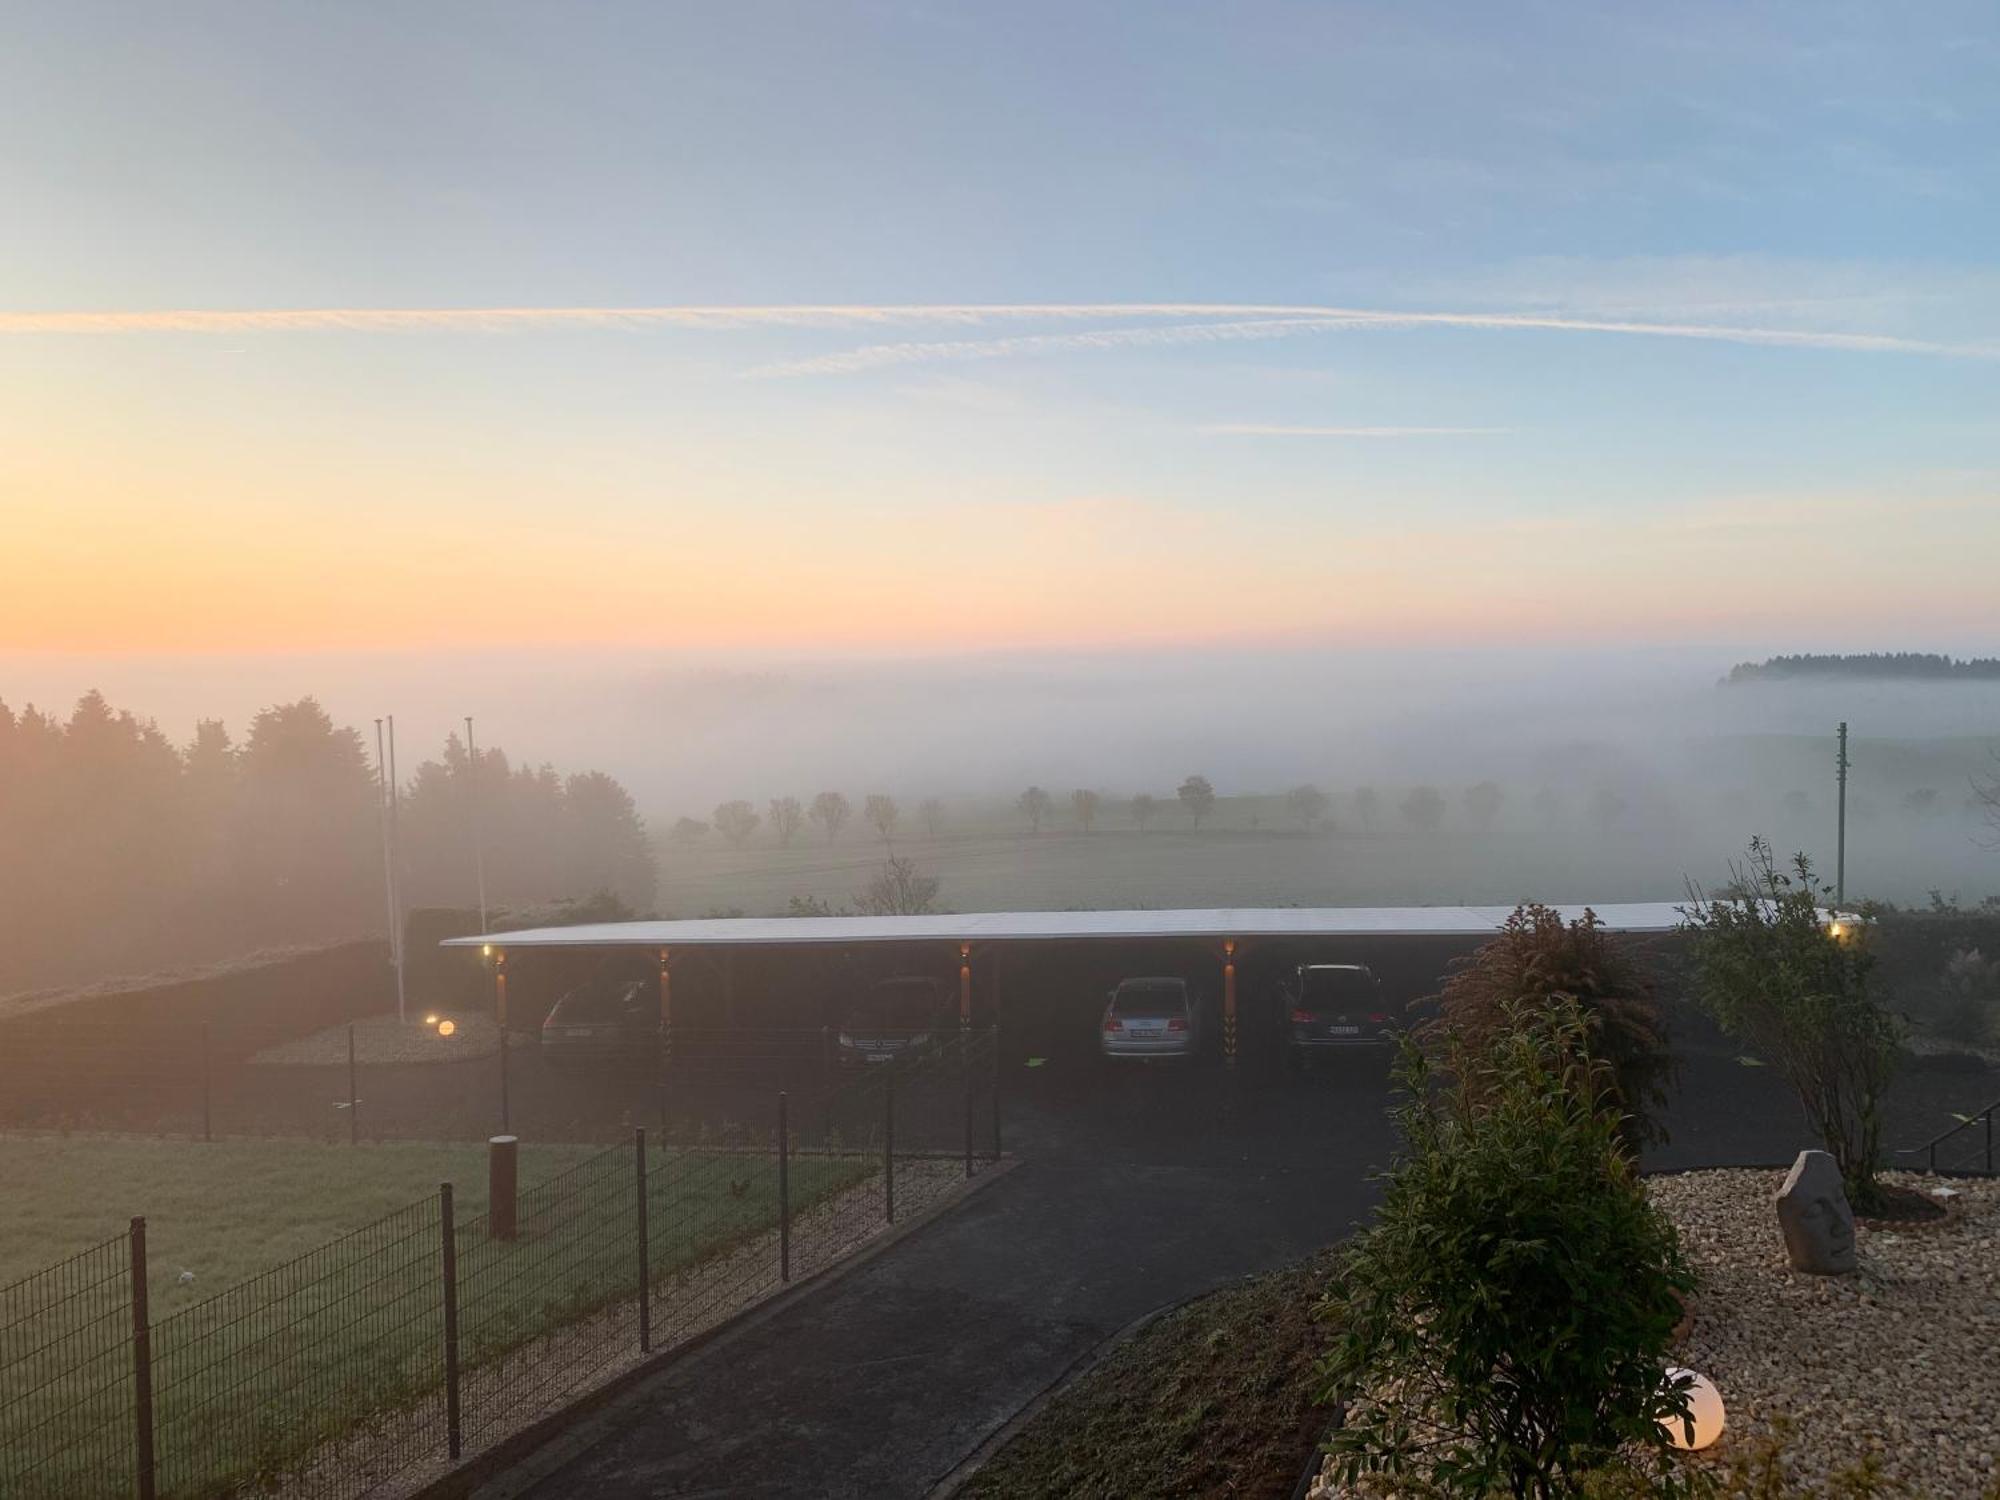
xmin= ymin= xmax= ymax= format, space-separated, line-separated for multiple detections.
xmin=443 ymin=903 xmax=1690 ymax=1062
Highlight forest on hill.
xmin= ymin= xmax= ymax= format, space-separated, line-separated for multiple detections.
xmin=0 ymin=692 xmax=654 ymax=993
xmin=1725 ymin=653 xmax=2000 ymax=684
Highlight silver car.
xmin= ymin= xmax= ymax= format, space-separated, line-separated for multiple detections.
xmin=1099 ymin=977 xmax=1205 ymax=1060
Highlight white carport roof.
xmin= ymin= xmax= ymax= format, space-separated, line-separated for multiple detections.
xmin=442 ymin=903 xmax=1691 ymax=951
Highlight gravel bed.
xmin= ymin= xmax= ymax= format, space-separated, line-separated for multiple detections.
xmin=1650 ymin=1167 xmax=1999 ymax=1497
xmin=1311 ymin=1169 xmax=1999 ymax=1498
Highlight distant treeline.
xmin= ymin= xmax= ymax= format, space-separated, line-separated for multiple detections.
xmin=1724 ymin=653 xmax=2000 ymax=684
xmin=0 ymin=692 xmax=654 ymax=993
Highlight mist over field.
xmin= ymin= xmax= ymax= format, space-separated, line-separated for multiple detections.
xmin=6 ymin=643 xmax=1996 ymax=964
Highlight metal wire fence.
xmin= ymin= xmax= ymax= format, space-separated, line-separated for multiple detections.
xmin=0 ymin=1028 xmax=1002 ymax=1498
xmin=0 ymin=1229 xmax=137 ymax=1500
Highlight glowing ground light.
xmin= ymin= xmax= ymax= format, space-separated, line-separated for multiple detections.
xmin=436 ymin=1020 xmax=457 ymax=1037
xmin=424 ymin=1013 xmax=440 ymax=1026
xmin=1661 ymin=1367 xmax=1725 ymax=1451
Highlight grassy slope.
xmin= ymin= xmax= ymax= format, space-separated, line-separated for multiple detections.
xmin=0 ymin=1134 xmax=604 ymax=1307
xmin=963 ymin=1249 xmax=1340 ymax=1500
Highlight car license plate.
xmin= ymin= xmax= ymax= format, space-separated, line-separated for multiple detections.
xmin=1327 ymin=1025 xmax=1361 ymax=1036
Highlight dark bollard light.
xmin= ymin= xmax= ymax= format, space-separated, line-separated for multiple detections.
xmin=489 ymin=1134 xmax=519 ymax=1241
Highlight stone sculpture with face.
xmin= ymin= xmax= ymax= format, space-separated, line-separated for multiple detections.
xmin=1775 ymin=1149 xmax=1857 ymax=1275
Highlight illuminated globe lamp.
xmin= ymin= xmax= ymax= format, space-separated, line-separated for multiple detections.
xmin=436 ymin=1019 xmax=457 ymax=1038
xmin=1660 ymin=1367 xmax=1726 ymax=1452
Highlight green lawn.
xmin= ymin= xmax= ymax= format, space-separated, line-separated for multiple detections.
xmin=0 ymin=1133 xmax=874 ymax=1499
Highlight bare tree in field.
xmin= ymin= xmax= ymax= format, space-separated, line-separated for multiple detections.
xmin=1177 ymin=774 xmax=1216 ymax=830
xmin=854 ymin=857 xmax=942 ymax=916
xmin=1976 ymin=751 xmax=2000 ymax=848
xmin=768 ymin=795 xmax=804 ymax=847
xmin=1129 ymin=792 xmax=1159 ymax=832
xmin=669 ymin=815 xmax=709 ymax=844
xmin=809 ymin=790 xmax=851 ymax=844
xmin=1462 ymin=780 xmax=1504 ymax=832
xmin=1018 ymin=785 xmax=1053 ymax=834
xmin=1285 ymin=783 xmax=1329 ymax=830
xmin=1071 ymin=787 xmax=1101 ymax=833
xmin=1353 ymin=785 xmax=1382 ymax=833
xmin=864 ymin=793 xmax=899 ymax=845
xmin=918 ymin=796 xmax=945 ymax=838
xmin=713 ymin=799 xmax=760 ymax=848
xmin=1399 ymin=785 xmax=1445 ymax=832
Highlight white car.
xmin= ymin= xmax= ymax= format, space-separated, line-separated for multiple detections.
xmin=1099 ymin=977 xmax=1206 ymax=1060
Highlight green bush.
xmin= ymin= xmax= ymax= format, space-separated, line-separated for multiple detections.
xmin=1682 ymin=840 xmax=1900 ymax=1212
xmin=1317 ymin=999 xmax=1700 ymax=1499
xmin=1422 ymin=903 xmax=1673 ymax=1150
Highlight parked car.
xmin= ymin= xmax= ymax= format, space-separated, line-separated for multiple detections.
xmin=834 ymin=975 xmax=955 ymax=1066
xmin=1283 ymin=963 xmax=1392 ymax=1063
xmin=540 ymin=956 xmax=659 ymax=1068
xmin=1099 ymin=976 xmax=1207 ymax=1060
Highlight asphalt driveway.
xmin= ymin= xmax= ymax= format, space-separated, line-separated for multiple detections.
xmin=487 ymin=1034 xmax=1995 ymax=1499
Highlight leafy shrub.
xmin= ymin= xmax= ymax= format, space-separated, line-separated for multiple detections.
xmin=1317 ymin=999 xmax=1699 ymax=1499
xmin=1422 ymin=903 xmax=1673 ymax=1149
xmin=1682 ymin=840 xmax=1899 ymax=1211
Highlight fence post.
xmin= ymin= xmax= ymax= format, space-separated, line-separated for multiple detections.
xmin=778 ymin=1092 xmax=790 ymax=1282
xmin=1987 ymin=1108 xmax=1993 ymax=1175
xmin=884 ymin=1074 xmax=895 ymax=1224
xmin=199 ymin=1024 xmax=212 ymax=1144
xmin=347 ymin=1023 xmax=359 ymax=1145
xmin=489 ymin=1135 xmax=519 ymax=1242
xmin=635 ymin=1128 xmax=651 ymax=1354
xmin=129 ymin=1217 xmax=156 ymax=1500
xmin=440 ymin=1183 xmax=462 ymax=1461
xmin=990 ymin=1025 xmax=1002 ymax=1161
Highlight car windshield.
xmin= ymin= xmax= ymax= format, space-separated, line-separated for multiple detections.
xmin=847 ymin=981 xmax=940 ymax=1030
xmin=1298 ymin=970 xmax=1375 ymax=1009
xmin=1112 ymin=982 xmax=1187 ymax=1017
xmin=550 ymin=979 xmax=648 ymax=1023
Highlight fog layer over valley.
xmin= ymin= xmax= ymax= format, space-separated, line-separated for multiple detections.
xmin=3 ymin=645 xmax=1995 ymax=992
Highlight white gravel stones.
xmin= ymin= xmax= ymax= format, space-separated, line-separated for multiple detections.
xmin=1310 ymin=1169 xmax=1999 ymax=1497
xmin=1649 ymin=1168 xmax=1997 ymax=1495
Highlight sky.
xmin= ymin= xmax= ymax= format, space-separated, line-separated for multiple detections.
xmin=3 ymin=1 xmax=1998 ymax=670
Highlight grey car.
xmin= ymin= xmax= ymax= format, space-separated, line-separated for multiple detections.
xmin=1099 ymin=977 xmax=1206 ymax=1060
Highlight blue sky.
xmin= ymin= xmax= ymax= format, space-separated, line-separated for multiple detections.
xmin=3 ymin=1 xmax=1997 ymax=654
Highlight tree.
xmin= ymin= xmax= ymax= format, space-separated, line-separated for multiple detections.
xmin=713 ymin=799 xmax=760 ymax=848
xmin=1018 ymin=785 xmax=1052 ymax=834
xmin=1318 ymin=1000 xmax=1698 ymax=1498
xmin=1177 ymin=774 xmax=1216 ymax=830
xmin=1977 ymin=751 xmax=2000 ymax=848
xmin=863 ymin=794 xmax=899 ymax=844
xmin=1399 ymin=785 xmax=1445 ymax=833
xmin=1352 ymin=785 xmax=1382 ymax=833
xmin=1530 ymin=785 xmax=1563 ymax=828
xmin=1423 ymin=904 xmax=1672 ymax=1150
xmin=1682 ymin=840 xmax=1899 ymax=1211
xmin=809 ymin=790 xmax=851 ymax=844
xmin=1129 ymin=792 xmax=1159 ymax=832
xmin=1285 ymin=783 xmax=1329 ymax=830
xmin=1070 ymin=787 xmax=1101 ymax=833
xmin=1462 ymin=780 xmax=1504 ymax=832
xmin=768 ymin=795 xmax=804 ymax=847
xmin=854 ymin=857 xmax=942 ymax=916
xmin=670 ymin=815 xmax=709 ymax=844
xmin=918 ymin=797 xmax=945 ymax=838
xmin=1586 ymin=787 xmax=1627 ymax=830
xmin=1900 ymin=787 xmax=1940 ymax=818
xmin=561 ymin=771 xmax=657 ymax=911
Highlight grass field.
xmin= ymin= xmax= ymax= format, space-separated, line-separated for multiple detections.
xmin=0 ymin=1132 xmax=874 ymax=1498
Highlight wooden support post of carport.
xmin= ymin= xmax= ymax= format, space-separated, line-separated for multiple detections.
xmin=1222 ymin=938 xmax=1238 ymax=1062
xmin=656 ymin=946 xmax=672 ymax=1066
xmin=958 ymin=942 xmax=972 ymax=1030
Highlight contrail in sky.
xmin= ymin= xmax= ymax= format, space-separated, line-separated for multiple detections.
xmin=1 ymin=302 xmax=1991 ymax=365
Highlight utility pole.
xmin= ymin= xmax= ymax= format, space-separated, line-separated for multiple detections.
xmin=1835 ymin=721 xmax=1850 ymax=907
xmin=387 ymin=714 xmax=407 ymax=1024
xmin=465 ymin=716 xmax=489 ymax=934
xmin=374 ymin=720 xmax=400 ymax=1020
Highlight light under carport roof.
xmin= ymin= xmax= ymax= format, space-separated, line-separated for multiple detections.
xmin=440 ymin=903 xmax=1692 ymax=950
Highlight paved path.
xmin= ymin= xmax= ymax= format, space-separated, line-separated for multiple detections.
xmin=489 ymin=1037 xmax=1995 ymax=1500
